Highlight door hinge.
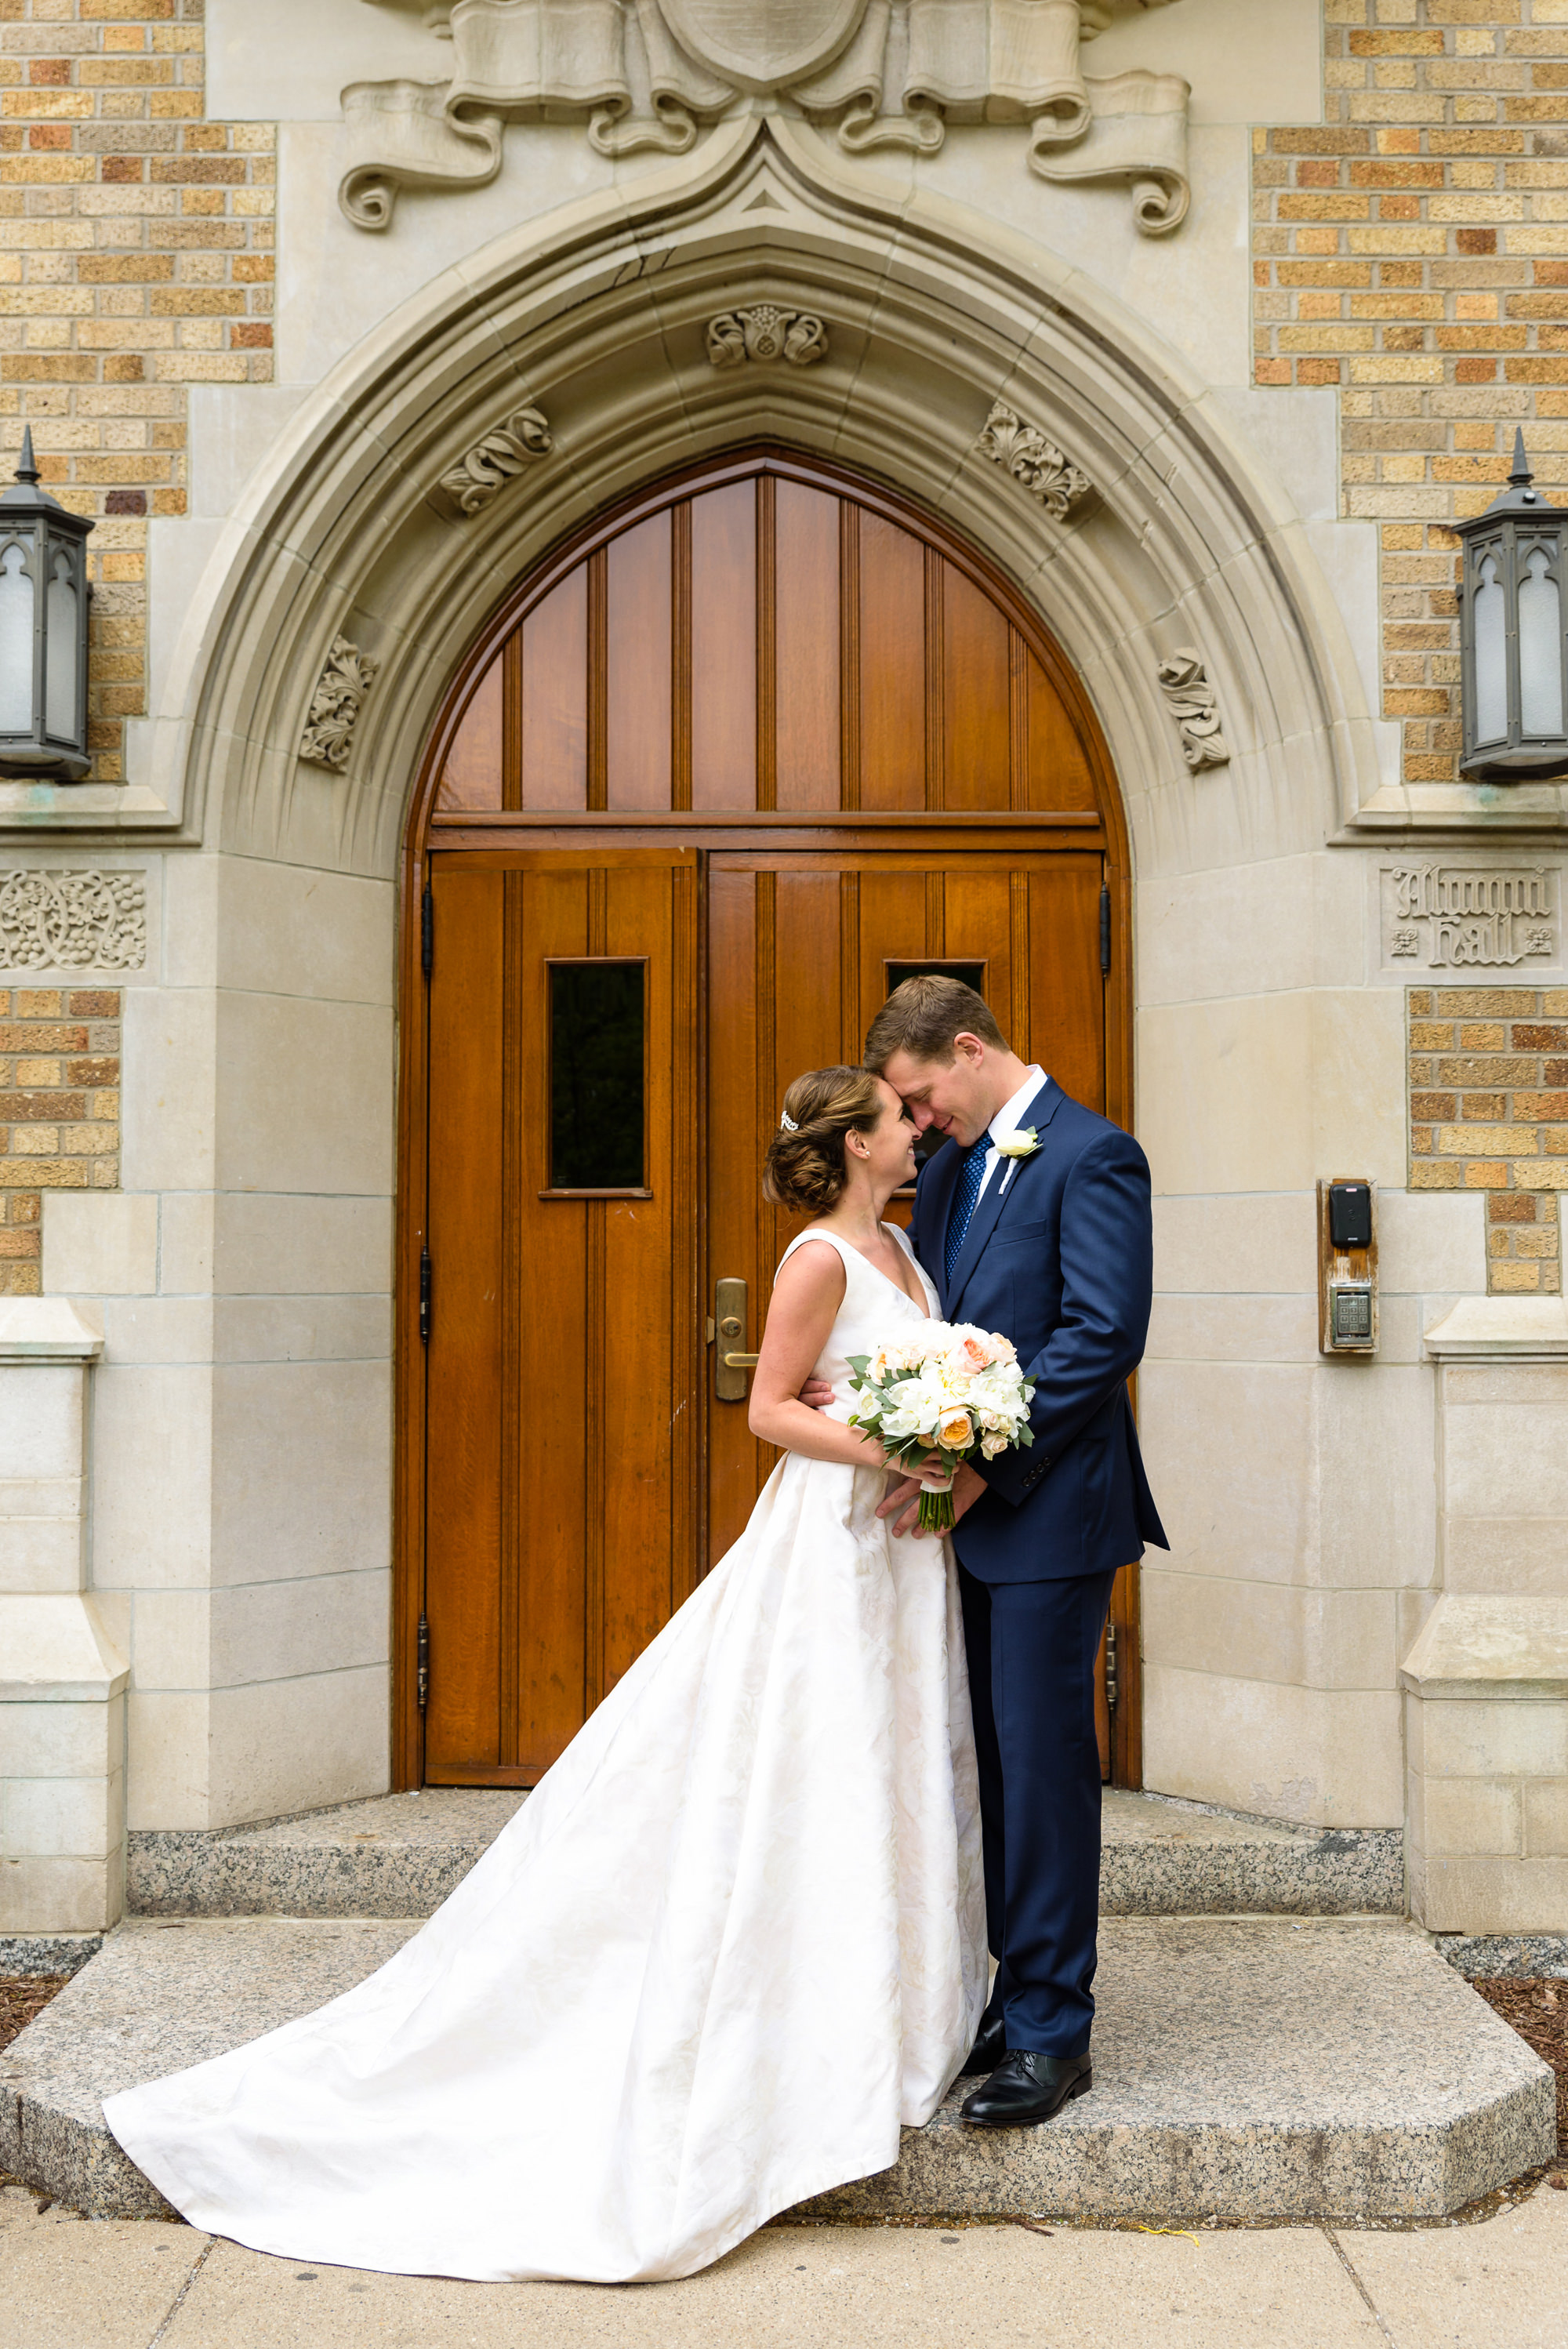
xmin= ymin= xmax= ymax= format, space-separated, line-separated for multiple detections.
xmin=1099 ymin=883 xmax=1111 ymax=975
xmin=416 ymin=1612 xmax=430 ymax=1712
xmin=421 ymin=884 xmax=434 ymax=977
xmin=1105 ymin=1621 xmax=1119 ymax=1713
xmin=419 ymin=1245 xmax=431 ymax=1345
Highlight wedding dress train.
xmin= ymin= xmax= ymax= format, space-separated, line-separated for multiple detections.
xmin=105 ymin=1225 xmax=987 ymax=2284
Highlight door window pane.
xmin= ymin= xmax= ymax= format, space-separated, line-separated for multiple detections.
xmin=548 ymin=960 xmax=644 ymax=1189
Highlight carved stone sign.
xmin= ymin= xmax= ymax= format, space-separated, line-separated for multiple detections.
xmin=299 ymin=636 xmax=380 ymax=774
xmin=1382 ymin=864 xmax=1561 ymax=971
xmin=706 ymin=307 xmax=827 ymax=367
xmin=0 ymin=869 xmax=146 ymax=971
xmin=976 ymin=400 xmax=1092 ymax=521
xmin=342 ymin=1 xmax=1191 ymax=238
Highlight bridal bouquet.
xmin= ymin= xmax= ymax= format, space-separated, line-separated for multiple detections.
xmin=846 ymin=1323 xmax=1036 ymax=1534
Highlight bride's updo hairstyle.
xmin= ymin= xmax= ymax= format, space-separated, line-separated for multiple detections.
xmin=763 ymin=1066 xmax=886 ymax=1215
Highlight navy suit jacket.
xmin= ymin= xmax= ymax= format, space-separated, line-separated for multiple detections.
xmin=909 ymin=1076 xmax=1168 ymax=1585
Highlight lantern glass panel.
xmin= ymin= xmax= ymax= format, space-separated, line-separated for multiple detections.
xmin=0 ymin=539 xmax=34 ymax=738
xmin=44 ymin=549 xmax=77 ymax=740
xmin=1518 ymin=544 xmax=1564 ymax=739
xmin=1473 ymin=549 xmax=1508 ymax=745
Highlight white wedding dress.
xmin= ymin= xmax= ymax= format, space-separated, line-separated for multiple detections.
xmin=105 ymin=1224 xmax=986 ymax=2285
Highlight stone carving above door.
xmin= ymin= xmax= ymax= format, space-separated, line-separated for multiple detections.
xmin=299 ymin=636 xmax=380 ymax=773
xmin=0 ymin=868 xmax=145 ymax=970
xmin=1156 ymin=648 xmax=1229 ymax=770
xmin=1382 ymin=863 xmax=1561 ymax=971
xmin=976 ymin=400 xmax=1092 ymax=521
xmin=706 ymin=306 xmax=828 ymax=367
xmin=343 ymin=1 xmax=1190 ymax=238
xmin=440 ymin=405 xmax=554 ymax=514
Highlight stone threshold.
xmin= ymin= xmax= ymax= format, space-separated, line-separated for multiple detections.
xmin=124 ymin=1788 xmax=1404 ymax=1922
xmin=0 ymin=1915 xmax=1551 ymax=2227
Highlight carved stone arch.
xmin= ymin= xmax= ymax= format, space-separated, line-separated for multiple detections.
xmin=147 ymin=114 xmax=1380 ymax=877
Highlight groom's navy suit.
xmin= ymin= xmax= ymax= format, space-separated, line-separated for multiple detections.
xmin=909 ymin=1075 xmax=1167 ymax=2058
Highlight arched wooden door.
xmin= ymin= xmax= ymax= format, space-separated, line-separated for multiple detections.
xmin=397 ymin=450 xmax=1137 ymax=1792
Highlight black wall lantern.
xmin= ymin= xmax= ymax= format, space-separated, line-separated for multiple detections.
xmin=0 ymin=427 xmax=93 ymax=782
xmin=1456 ymin=428 xmax=1568 ymax=779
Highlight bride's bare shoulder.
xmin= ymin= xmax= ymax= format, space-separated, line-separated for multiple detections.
xmin=772 ymin=1232 xmax=848 ymax=1298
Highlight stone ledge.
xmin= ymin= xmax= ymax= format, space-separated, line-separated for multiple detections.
xmin=124 ymin=1788 xmax=1405 ymax=1922
xmin=0 ymin=1916 xmax=1552 ymax=2225
xmin=1400 ymin=1594 xmax=1568 ymax=1703
xmin=1425 ymin=1296 xmax=1568 ymax=1359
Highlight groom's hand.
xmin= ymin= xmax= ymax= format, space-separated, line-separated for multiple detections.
xmin=877 ymin=1461 xmax=986 ymax=1540
xmin=797 ymin=1378 xmax=835 ymax=1410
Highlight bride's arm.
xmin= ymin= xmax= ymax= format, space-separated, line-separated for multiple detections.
xmin=747 ymin=1242 xmax=891 ymax=1469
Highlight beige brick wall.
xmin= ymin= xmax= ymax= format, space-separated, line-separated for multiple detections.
xmin=0 ymin=982 xmax=118 ymax=1294
xmin=1254 ymin=0 xmax=1568 ymax=790
xmin=0 ymin=0 xmax=273 ymax=781
xmin=1408 ymin=983 xmax=1568 ymax=1288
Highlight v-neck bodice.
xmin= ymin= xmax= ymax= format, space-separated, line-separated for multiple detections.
xmin=777 ymin=1223 xmax=939 ymax=1421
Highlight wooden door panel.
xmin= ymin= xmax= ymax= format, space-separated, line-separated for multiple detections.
xmin=775 ymin=481 xmax=841 ymax=811
xmin=690 ymin=481 xmax=757 ymax=809
xmin=857 ymin=513 xmax=926 ymax=811
xmin=942 ymin=567 xmax=1012 ymax=811
xmin=423 ymin=849 xmax=698 ymax=1784
xmin=606 ymin=514 xmax=673 ymax=812
xmin=521 ymin=572 xmax=588 ymax=811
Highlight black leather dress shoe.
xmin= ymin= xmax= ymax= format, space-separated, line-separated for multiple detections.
xmin=959 ymin=2049 xmax=1093 ymax=2127
xmin=957 ymin=2013 xmax=1007 ymax=2079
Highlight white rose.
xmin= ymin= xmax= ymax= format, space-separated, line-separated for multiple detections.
xmin=993 ymin=1127 xmax=1040 ymax=1160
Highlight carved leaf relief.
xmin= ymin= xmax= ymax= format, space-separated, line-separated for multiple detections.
xmin=299 ymin=635 xmax=380 ymax=774
xmin=1156 ymin=648 xmax=1229 ymax=771
xmin=977 ymin=401 xmax=1093 ymax=521
xmin=706 ymin=307 xmax=829 ymax=367
xmin=439 ymin=405 xmax=554 ymax=517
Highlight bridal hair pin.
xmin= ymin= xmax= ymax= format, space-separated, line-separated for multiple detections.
xmin=779 ymin=1110 xmax=799 ymax=1131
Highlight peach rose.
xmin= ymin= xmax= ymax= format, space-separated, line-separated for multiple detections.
xmin=960 ymin=1337 xmax=989 ymax=1374
xmin=937 ymin=1407 xmax=973 ymax=1449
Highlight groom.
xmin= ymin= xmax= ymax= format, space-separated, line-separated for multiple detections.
xmin=863 ymin=974 xmax=1166 ymax=2125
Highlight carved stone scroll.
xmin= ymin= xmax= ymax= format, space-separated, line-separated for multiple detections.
xmin=342 ymin=2 xmax=1190 ymax=240
xmin=1156 ymin=648 xmax=1229 ymax=770
xmin=706 ymin=307 xmax=828 ymax=367
xmin=0 ymin=869 xmax=146 ymax=971
xmin=439 ymin=405 xmax=554 ymax=516
xmin=299 ymin=636 xmax=380 ymax=773
xmin=977 ymin=400 xmax=1092 ymax=521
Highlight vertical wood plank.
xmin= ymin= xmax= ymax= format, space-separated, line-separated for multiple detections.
xmin=1025 ymin=647 xmax=1098 ymax=809
xmin=588 ymin=549 xmax=607 ymax=811
xmin=691 ymin=482 xmax=757 ymax=808
xmin=756 ymin=475 xmax=776 ymax=809
xmin=1026 ymin=859 xmax=1105 ymax=1108
xmin=606 ymin=513 xmax=673 ymax=811
xmin=942 ymin=561 xmax=1011 ymax=808
xmin=672 ymin=502 xmax=692 ymax=812
xmin=705 ymin=860 xmax=759 ymax=1566
xmin=858 ymin=512 xmax=926 ymax=811
xmin=521 ymin=572 xmax=587 ymax=810
xmin=425 ymin=865 xmax=506 ymax=1773
xmin=435 ymin=654 xmax=504 ymax=812
xmin=775 ymin=481 xmax=840 ymax=809
xmin=839 ymin=500 xmax=859 ymax=811
xmin=499 ymin=870 xmax=524 ymax=1763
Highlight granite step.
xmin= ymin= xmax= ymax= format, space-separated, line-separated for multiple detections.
xmin=125 ymin=1788 xmax=1404 ymax=1922
xmin=0 ymin=1915 xmax=1551 ymax=2225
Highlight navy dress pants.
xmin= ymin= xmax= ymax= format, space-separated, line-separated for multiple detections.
xmin=958 ymin=1563 xmax=1118 ymax=2060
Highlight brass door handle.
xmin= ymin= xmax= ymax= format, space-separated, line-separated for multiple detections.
xmin=714 ymin=1277 xmax=753 ymax=1400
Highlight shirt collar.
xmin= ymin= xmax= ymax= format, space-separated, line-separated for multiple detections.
xmin=988 ymin=1066 xmax=1047 ymax=1147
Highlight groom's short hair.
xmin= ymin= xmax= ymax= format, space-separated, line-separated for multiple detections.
xmin=864 ymin=975 xmax=1008 ymax=1070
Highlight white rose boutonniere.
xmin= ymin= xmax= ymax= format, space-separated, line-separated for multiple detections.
xmin=993 ymin=1127 xmax=1040 ymax=1160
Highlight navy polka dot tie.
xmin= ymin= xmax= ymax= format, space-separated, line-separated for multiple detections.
xmin=944 ymin=1135 xmax=992 ymax=1290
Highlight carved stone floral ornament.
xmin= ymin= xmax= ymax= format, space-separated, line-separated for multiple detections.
xmin=343 ymin=0 xmax=1190 ymax=236
xmin=299 ymin=636 xmax=380 ymax=773
xmin=977 ymin=400 xmax=1092 ymax=521
xmin=440 ymin=404 xmax=553 ymax=515
xmin=1156 ymin=648 xmax=1229 ymax=771
xmin=706 ymin=306 xmax=827 ymax=368
xmin=0 ymin=868 xmax=145 ymax=971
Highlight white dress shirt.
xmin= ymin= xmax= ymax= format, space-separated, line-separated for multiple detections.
xmin=971 ymin=1065 xmax=1048 ymax=1208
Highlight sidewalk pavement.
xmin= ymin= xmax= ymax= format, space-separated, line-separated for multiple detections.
xmin=2 ymin=2178 xmax=1565 ymax=2349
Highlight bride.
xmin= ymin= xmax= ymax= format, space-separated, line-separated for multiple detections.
xmin=105 ymin=1066 xmax=986 ymax=2285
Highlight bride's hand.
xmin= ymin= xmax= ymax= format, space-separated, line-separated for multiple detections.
xmin=916 ymin=1464 xmax=954 ymax=1493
